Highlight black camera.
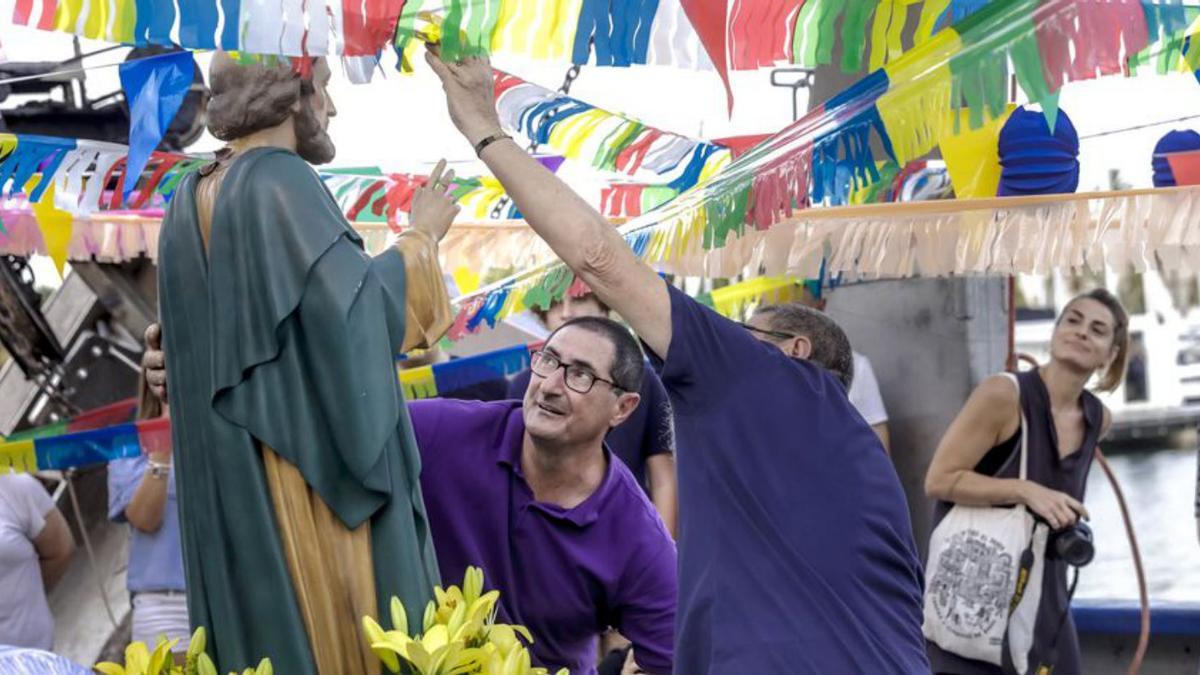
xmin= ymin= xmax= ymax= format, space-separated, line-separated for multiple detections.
xmin=1048 ymin=520 xmax=1094 ymax=567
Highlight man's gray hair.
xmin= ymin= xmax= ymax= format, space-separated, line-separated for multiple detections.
xmin=753 ymin=303 xmax=854 ymax=389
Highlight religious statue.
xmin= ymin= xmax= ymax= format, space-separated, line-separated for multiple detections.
xmin=155 ymin=53 xmax=459 ymax=674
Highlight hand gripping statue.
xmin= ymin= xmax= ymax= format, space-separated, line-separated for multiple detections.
xmin=156 ymin=54 xmax=459 ymax=674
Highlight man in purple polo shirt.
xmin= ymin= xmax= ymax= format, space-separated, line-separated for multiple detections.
xmin=140 ymin=317 xmax=676 ymax=674
xmin=427 ymin=52 xmax=928 ymax=673
xmin=410 ymin=316 xmax=675 ymax=674
xmin=507 ymin=289 xmax=678 ymax=537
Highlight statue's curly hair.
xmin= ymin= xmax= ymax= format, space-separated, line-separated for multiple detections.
xmin=206 ymin=53 xmax=316 ymax=141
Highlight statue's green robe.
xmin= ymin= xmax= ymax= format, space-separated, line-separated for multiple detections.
xmin=157 ymin=147 xmax=441 ymax=673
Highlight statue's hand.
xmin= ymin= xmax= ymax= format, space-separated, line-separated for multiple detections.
xmin=142 ymin=323 xmax=168 ymax=401
xmin=424 ymin=48 xmax=503 ymax=147
xmin=408 ymin=159 xmax=459 ymax=243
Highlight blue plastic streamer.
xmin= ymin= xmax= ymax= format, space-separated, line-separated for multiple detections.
xmin=177 ymin=0 xmax=220 ymax=50
xmin=525 ymin=100 xmax=594 ymax=146
xmin=133 ymin=0 xmax=155 ymax=44
xmin=467 ymin=284 xmax=511 ymax=331
xmin=608 ymin=0 xmax=633 ymax=66
xmin=146 ymin=0 xmax=178 ymax=45
xmin=572 ymin=0 xmax=610 ymax=65
xmin=433 ymin=343 xmax=532 ymax=393
xmin=936 ymin=0 xmax=990 ymax=31
xmin=667 ymin=144 xmax=722 ymax=192
xmin=576 ymin=0 xmax=658 ymax=66
xmin=630 ymin=0 xmax=660 ymax=64
xmin=119 ymin=51 xmax=196 ymax=201
xmin=218 ymin=0 xmax=241 ymax=49
xmin=810 ymin=70 xmax=895 ymax=205
xmin=628 ymin=230 xmax=651 ymax=258
xmin=0 ymin=136 xmax=77 ymax=202
xmin=1142 ymin=1 xmax=1196 ymax=45
xmin=34 ymin=423 xmax=141 ymax=470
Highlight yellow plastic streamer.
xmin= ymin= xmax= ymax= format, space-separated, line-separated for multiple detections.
xmin=1185 ymin=15 xmax=1200 ymax=71
xmin=698 ymin=152 xmax=731 ymax=183
xmin=0 ymin=439 xmax=38 ymax=474
xmin=0 ymin=134 xmax=18 ymax=159
xmin=876 ymin=27 xmax=962 ymax=165
xmin=54 ymin=0 xmax=85 ymax=33
xmin=914 ymin=0 xmax=952 ymax=45
xmin=491 ymin=0 xmax=582 ymax=60
xmin=26 ymin=176 xmax=74 ymax=277
xmin=82 ymin=0 xmax=110 ymax=40
xmin=553 ymin=110 xmax=611 ymax=158
xmin=939 ymin=105 xmax=1015 ymax=199
xmin=452 ymin=266 xmax=482 ymax=296
xmin=112 ymin=0 xmax=137 ymax=43
xmin=869 ymin=0 xmax=923 ymax=72
xmin=398 ymin=365 xmax=438 ymax=400
xmin=709 ymin=276 xmax=804 ymax=319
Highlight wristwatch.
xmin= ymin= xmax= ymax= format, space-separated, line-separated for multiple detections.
xmin=148 ymin=461 xmax=170 ymax=479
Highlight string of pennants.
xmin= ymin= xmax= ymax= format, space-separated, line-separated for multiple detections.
xmin=440 ymin=0 xmax=1200 ymax=342
xmin=0 ymin=69 xmax=726 ymax=227
xmin=12 ymin=0 xmax=1197 ymax=106
xmin=8 ymin=0 xmax=713 ymax=74
xmin=0 ymin=272 xmax=805 ymax=475
xmin=0 ymin=134 xmax=547 ymax=224
xmin=0 ymin=133 xmax=656 ymax=271
xmin=0 ymin=341 xmax=533 ymax=473
xmin=493 ymin=70 xmax=732 ymax=189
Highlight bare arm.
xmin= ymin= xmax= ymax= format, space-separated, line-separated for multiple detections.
xmin=34 ymin=508 xmax=75 ymax=589
xmin=645 ymin=454 xmax=677 ymax=538
xmin=871 ymin=423 xmax=891 ymax=455
xmin=424 ymin=53 xmax=674 ymax=358
xmin=124 ymin=453 xmax=171 ymax=533
xmin=925 ymin=375 xmax=1024 ymax=506
xmin=925 ymin=374 xmax=1088 ymax=530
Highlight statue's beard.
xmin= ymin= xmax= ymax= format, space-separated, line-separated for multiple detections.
xmin=293 ymin=98 xmax=335 ymax=165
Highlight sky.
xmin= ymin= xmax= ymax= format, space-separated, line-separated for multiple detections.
xmin=2 ymin=9 xmax=1200 ymax=285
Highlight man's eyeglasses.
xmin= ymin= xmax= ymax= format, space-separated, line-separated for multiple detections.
xmin=738 ymin=322 xmax=796 ymax=341
xmin=530 ymin=350 xmax=625 ymax=395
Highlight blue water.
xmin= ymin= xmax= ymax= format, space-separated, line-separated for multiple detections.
xmin=1076 ymin=447 xmax=1200 ymax=602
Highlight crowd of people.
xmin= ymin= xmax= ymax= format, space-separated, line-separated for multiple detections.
xmin=0 ymin=48 xmax=1143 ymax=675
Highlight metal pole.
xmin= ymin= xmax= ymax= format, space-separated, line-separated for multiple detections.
xmin=769 ymin=67 xmax=816 ymax=122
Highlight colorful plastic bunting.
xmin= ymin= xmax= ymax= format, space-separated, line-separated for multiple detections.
xmin=118 ymin=50 xmax=196 ymax=201
xmin=443 ymin=0 xmax=1200 ymax=342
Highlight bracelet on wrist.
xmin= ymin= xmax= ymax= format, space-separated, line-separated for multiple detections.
xmin=473 ymin=132 xmax=510 ymax=157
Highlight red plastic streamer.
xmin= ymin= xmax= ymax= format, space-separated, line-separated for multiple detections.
xmin=342 ymin=0 xmax=408 ymax=56
xmin=729 ymin=0 xmax=806 ymax=69
xmin=614 ymin=129 xmax=664 ymax=174
xmin=1035 ymin=0 xmax=1149 ymax=91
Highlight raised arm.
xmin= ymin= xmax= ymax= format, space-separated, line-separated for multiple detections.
xmin=424 ymin=53 xmax=673 ymax=358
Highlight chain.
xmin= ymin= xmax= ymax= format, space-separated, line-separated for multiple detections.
xmin=491 ymin=64 xmax=582 ymax=220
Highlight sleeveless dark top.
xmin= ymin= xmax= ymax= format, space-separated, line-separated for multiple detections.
xmin=928 ymin=369 xmax=1104 ymax=675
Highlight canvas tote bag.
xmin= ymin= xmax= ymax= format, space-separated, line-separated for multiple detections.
xmin=923 ymin=373 xmax=1049 ymax=672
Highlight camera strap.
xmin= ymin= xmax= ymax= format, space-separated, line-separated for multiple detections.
xmin=1033 ymin=566 xmax=1081 ymax=675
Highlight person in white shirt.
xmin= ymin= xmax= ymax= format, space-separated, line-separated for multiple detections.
xmin=848 ymin=352 xmax=890 ymax=452
xmin=0 ymin=473 xmax=75 ymax=650
xmin=797 ymin=287 xmax=891 ymax=453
